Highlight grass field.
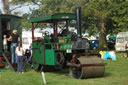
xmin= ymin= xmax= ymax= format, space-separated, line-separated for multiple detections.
xmin=0 ymin=53 xmax=128 ymax=85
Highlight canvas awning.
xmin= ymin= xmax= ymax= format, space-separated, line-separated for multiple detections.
xmin=28 ymin=13 xmax=76 ymax=23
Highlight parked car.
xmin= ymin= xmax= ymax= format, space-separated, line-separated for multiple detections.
xmin=89 ymin=40 xmax=99 ymax=50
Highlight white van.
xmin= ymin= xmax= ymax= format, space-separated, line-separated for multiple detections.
xmin=22 ymin=32 xmax=42 ymax=50
xmin=115 ymin=32 xmax=128 ymax=51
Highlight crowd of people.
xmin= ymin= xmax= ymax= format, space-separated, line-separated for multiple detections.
xmin=4 ymin=29 xmax=32 ymax=74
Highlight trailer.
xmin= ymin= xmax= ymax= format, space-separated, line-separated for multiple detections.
xmin=115 ymin=32 xmax=128 ymax=51
xmin=0 ymin=14 xmax=22 ymax=69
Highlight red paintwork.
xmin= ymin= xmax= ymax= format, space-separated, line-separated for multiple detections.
xmin=0 ymin=56 xmax=11 ymax=60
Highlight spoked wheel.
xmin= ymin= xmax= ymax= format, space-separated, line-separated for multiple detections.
xmin=55 ymin=52 xmax=65 ymax=69
xmin=70 ymin=59 xmax=83 ymax=79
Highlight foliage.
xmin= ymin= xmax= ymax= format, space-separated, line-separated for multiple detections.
xmin=81 ymin=0 xmax=128 ymax=50
xmin=6 ymin=0 xmax=128 ymax=49
xmin=22 ymin=13 xmax=32 ymax=30
xmin=2 ymin=0 xmax=128 ymax=34
xmin=110 ymin=1 xmax=128 ymax=34
xmin=82 ymin=0 xmax=112 ymax=50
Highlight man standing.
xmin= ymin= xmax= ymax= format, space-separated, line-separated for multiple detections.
xmin=8 ymin=29 xmax=20 ymax=66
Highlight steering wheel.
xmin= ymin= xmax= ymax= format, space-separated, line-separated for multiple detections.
xmin=44 ymin=31 xmax=49 ymax=36
xmin=59 ymin=28 xmax=64 ymax=35
xmin=59 ymin=29 xmax=69 ymax=36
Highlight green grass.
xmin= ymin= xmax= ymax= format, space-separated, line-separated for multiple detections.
xmin=0 ymin=53 xmax=128 ymax=85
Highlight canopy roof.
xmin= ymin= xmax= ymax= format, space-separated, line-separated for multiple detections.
xmin=28 ymin=13 xmax=76 ymax=23
xmin=0 ymin=14 xmax=21 ymax=19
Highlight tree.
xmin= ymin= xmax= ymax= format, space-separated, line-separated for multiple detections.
xmin=82 ymin=0 xmax=112 ymax=50
xmin=5 ymin=0 xmax=128 ymax=50
xmin=1 ymin=0 xmax=10 ymax=14
xmin=11 ymin=0 xmax=88 ymax=29
xmin=0 ymin=0 xmax=32 ymax=14
xmin=110 ymin=0 xmax=128 ymax=34
xmin=82 ymin=0 xmax=128 ymax=50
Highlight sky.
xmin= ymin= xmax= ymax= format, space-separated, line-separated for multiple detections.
xmin=0 ymin=0 xmax=3 ymax=12
xmin=0 ymin=0 xmax=38 ymax=15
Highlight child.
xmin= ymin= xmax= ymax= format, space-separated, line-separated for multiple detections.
xmin=3 ymin=35 xmax=8 ymax=51
xmin=15 ymin=43 xmax=24 ymax=74
xmin=25 ymin=45 xmax=33 ymax=66
xmin=25 ymin=49 xmax=31 ymax=62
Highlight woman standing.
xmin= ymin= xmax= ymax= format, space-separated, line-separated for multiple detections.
xmin=15 ymin=43 xmax=24 ymax=74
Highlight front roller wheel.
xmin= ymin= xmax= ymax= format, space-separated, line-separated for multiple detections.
xmin=70 ymin=59 xmax=82 ymax=79
xmin=70 ymin=57 xmax=105 ymax=79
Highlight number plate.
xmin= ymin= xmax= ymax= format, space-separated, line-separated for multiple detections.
xmin=66 ymin=49 xmax=72 ymax=53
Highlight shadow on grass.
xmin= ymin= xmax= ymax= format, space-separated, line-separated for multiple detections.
xmin=23 ymin=62 xmax=32 ymax=72
xmin=52 ymin=68 xmax=111 ymax=79
xmin=104 ymin=72 xmax=111 ymax=78
xmin=51 ymin=68 xmax=70 ymax=75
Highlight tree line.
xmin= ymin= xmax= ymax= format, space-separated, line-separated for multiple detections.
xmin=0 ymin=0 xmax=128 ymax=50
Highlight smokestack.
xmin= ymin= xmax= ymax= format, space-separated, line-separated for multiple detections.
xmin=75 ymin=7 xmax=82 ymax=37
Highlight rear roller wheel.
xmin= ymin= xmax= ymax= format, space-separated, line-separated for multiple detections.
xmin=55 ymin=52 xmax=65 ymax=69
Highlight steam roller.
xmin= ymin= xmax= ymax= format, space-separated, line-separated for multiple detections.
xmin=28 ymin=7 xmax=106 ymax=79
xmin=67 ymin=54 xmax=106 ymax=79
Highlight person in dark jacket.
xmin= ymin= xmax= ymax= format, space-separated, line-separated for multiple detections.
xmin=8 ymin=29 xmax=20 ymax=66
xmin=25 ymin=45 xmax=32 ymax=64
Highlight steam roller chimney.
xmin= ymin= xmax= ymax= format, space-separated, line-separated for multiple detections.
xmin=75 ymin=7 xmax=82 ymax=37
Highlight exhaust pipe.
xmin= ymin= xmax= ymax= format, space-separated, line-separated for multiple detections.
xmin=75 ymin=7 xmax=82 ymax=37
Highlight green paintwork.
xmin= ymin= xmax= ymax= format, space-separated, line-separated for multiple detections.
xmin=60 ymin=44 xmax=72 ymax=50
xmin=44 ymin=35 xmax=51 ymax=43
xmin=45 ymin=49 xmax=56 ymax=65
xmin=58 ymin=34 xmax=72 ymax=50
xmin=32 ymin=41 xmax=56 ymax=65
xmin=32 ymin=34 xmax=72 ymax=66
xmin=28 ymin=13 xmax=76 ymax=23
xmin=32 ymin=42 xmax=45 ymax=64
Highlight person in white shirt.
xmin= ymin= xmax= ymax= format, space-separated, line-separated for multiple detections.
xmin=3 ymin=35 xmax=8 ymax=51
xmin=15 ymin=43 xmax=24 ymax=74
